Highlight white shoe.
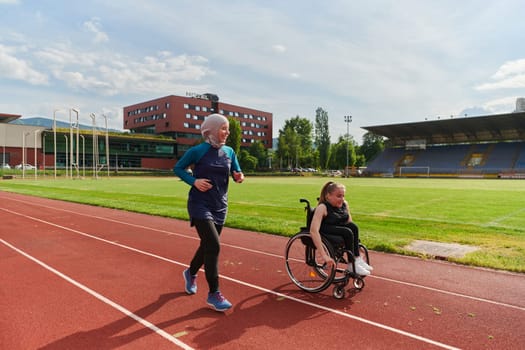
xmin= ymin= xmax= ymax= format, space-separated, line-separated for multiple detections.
xmin=356 ymin=257 xmax=374 ymax=271
xmin=354 ymin=262 xmax=370 ymax=276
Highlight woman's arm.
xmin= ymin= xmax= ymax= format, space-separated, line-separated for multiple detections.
xmin=173 ymin=148 xmax=197 ymax=186
xmin=226 ymin=147 xmax=244 ymax=183
xmin=309 ymin=204 xmax=335 ymax=266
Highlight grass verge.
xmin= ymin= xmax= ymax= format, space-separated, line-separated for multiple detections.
xmin=1 ymin=176 xmax=523 ymax=273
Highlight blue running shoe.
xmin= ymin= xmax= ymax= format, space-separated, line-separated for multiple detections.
xmin=206 ymin=291 xmax=232 ymax=312
xmin=183 ymin=269 xmax=197 ymax=295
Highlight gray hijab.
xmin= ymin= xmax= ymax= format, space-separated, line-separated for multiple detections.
xmin=201 ymin=113 xmax=229 ymax=148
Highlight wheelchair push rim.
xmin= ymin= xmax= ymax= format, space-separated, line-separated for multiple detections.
xmin=284 ymin=232 xmax=336 ymax=293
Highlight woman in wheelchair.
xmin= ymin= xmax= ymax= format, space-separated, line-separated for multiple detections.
xmin=309 ymin=181 xmax=373 ymax=276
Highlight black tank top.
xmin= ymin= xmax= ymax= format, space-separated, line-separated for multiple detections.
xmin=321 ymin=201 xmax=349 ymax=226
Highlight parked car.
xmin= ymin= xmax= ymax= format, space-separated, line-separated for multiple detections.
xmin=328 ymin=170 xmax=342 ymax=177
xmin=1 ymin=163 xmax=10 ymax=169
xmin=15 ymin=163 xmax=35 ymax=170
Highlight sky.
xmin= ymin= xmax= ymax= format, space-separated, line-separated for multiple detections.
xmin=1 ymin=0 xmax=525 ymax=143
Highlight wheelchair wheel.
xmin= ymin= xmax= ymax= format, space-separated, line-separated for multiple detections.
xmin=353 ymin=277 xmax=365 ymax=290
xmin=333 ymin=284 xmax=346 ymax=299
xmin=285 ymin=232 xmax=336 ymax=293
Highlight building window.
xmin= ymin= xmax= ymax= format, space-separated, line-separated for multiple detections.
xmin=184 ymin=104 xmax=189 ymax=109
xmin=183 ymin=122 xmax=189 ymax=128
xmin=186 ymin=113 xmax=191 ymax=119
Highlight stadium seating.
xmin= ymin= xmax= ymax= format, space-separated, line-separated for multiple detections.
xmin=365 ymin=141 xmax=525 ymax=178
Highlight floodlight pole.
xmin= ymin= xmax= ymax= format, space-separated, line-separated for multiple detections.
xmin=2 ymin=127 xmax=5 ymax=167
xmin=71 ymin=108 xmax=79 ymax=178
xmin=344 ymin=115 xmax=352 ymax=177
xmin=53 ymin=109 xmax=60 ymax=179
xmin=64 ymin=135 xmax=68 ymax=177
xmin=102 ymin=114 xmax=109 ymax=177
xmin=90 ymin=113 xmax=97 ymax=178
xmin=42 ymin=133 xmax=46 ymax=176
xmin=80 ymin=134 xmax=85 ymax=178
xmin=22 ymin=132 xmax=30 ymax=179
xmin=34 ymin=130 xmax=40 ymax=179
xmin=21 ymin=133 xmax=25 ymax=179
xmin=69 ymin=109 xmax=73 ymax=179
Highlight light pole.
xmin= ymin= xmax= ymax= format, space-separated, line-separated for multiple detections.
xmin=80 ymin=134 xmax=85 ymax=178
xmin=2 ymin=126 xmax=6 ymax=167
xmin=53 ymin=109 xmax=60 ymax=179
xmin=42 ymin=133 xmax=46 ymax=176
xmin=34 ymin=130 xmax=40 ymax=179
xmin=64 ymin=135 xmax=68 ymax=177
xmin=90 ymin=113 xmax=97 ymax=178
xmin=71 ymin=108 xmax=80 ymax=178
xmin=69 ymin=109 xmax=73 ymax=178
xmin=102 ymin=114 xmax=109 ymax=177
xmin=22 ymin=132 xmax=30 ymax=179
xmin=344 ymin=115 xmax=352 ymax=177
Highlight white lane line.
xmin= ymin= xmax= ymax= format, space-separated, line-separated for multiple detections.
xmin=1 ymin=208 xmax=460 ymax=350
xmin=2 ymin=199 xmax=523 ymax=312
xmin=372 ymin=275 xmax=525 ymax=312
xmin=0 ymin=239 xmax=194 ymax=350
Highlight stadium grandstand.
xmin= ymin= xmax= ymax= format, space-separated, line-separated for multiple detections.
xmin=362 ymin=98 xmax=525 ymax=179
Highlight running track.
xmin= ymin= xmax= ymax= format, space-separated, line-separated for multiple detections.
xmin=1 ymin=191 xmax=524 ymax=350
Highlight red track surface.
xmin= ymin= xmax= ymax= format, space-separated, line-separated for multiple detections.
xmin=1 ymin=191 xmax=524 ymax=349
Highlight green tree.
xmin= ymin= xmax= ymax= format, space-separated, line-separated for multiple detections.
xmin=360 ymin=132 xmax=384 ymax=163
xmin=249 ymin=140 xmax=268 ymax=169
xmin=328 ymin=135 xmax=356 ymax=171
xmin=314 ymin=107 xmax=330 ymax=169
xmin=276 ymin=126 xmax=298 ymax=169
xmin=276 ymin=116 xmax=313 ymax=169
xmin=226 ymin=117 xmax=241 ymax=154
xmin=239 ymin=149 xmax=257 ymax=172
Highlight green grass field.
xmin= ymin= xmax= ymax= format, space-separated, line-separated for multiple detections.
xmin=1 ymin=176 xmax=524 ymax=273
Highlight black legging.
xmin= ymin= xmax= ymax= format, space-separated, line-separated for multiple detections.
xmin=188 ymin=219 xmax=223 ymax=293
xmin=320 ymin=222 xmax=360 ymax=256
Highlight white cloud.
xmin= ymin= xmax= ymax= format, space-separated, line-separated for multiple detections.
xmin=492 ymin=58 xmax=525 ymax=79
xmin=32 ymin=42 xmax=214 ymax=96
xmin=0 ymin=44 xmax=48 ymax=85
xmin=483 ymin=96 xmax=521 ymax=114
xmin=272 ymin=44 xmax=287 ymax=53
xmin=2 ymin=1 xmax=525 ymax=140
xmin=476 ymin=58 xmax=525 ymax=90
xmin=83 ymin=17 xmax=109 ymax=44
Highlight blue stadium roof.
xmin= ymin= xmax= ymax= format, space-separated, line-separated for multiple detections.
xmin=362 ymin=112 xmax=525 ymax=146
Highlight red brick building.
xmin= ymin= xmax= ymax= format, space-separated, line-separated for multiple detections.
xmin=123 ymin=93 xmax=273 ymax=158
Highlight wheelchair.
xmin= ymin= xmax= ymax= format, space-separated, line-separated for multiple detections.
xmin=285 ymin=199 xmax=370 ymax=299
